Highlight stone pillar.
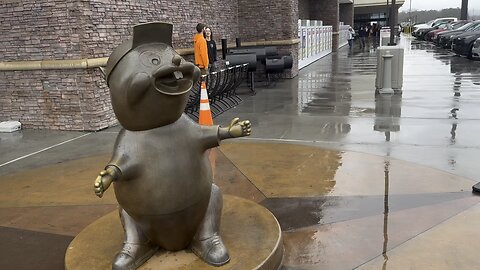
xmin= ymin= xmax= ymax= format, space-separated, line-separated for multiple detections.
xmin=310 ymin=0 xmax=339 ymax=51
xmin=238 ymin=0 xmax=299 ymax=78
xmin=298 ymin=0 xmax=310 ymax=20
xmin=339 ymin=3 xmax=354 ymax=27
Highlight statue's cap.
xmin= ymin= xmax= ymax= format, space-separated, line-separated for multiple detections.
xmin=105 ymin=22 xmax=174 ymax=83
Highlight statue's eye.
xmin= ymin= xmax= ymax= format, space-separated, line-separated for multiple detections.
xmin=140 ymin=51 xmax=161 ymax=67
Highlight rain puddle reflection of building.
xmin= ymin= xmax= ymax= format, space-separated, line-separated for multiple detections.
xmin=382 ymin=160 xmax=390 ymax=270
xmin=374 ymin=93 xmax=402 ymax=142
xmin=298 ymin=53 xmax=352 ymax=138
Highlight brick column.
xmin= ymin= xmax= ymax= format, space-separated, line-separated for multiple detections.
xmin=310 ymin=0 xmax=339 ymax=51
xmin=340 ymin=3 xmax=354 ymax=27
xmin=298 ymin=0 xmax=310 ymax=20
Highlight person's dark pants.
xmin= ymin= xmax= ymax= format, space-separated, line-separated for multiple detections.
xmin=348 ymin=39 xmax=353 ymax=48
xmin=360 ymin=37 xmax=366 ymax=48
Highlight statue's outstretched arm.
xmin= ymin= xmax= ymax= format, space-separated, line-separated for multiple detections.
xmin=218 ymin=117 xmax=252 ymax=140
xmin=199 ymin=118 xmax=252 ymax=150
xmin=94 ymin=163 xmax=122 ymax=198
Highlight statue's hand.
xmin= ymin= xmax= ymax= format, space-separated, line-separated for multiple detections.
xmin=94 ymin=170 xmax=114 ymax=198
xmin=228 ymin=117 xmax=252 ymax=138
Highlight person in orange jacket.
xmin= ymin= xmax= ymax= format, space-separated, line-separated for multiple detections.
xmin=194 ymin=23 xmax=209 ymax=75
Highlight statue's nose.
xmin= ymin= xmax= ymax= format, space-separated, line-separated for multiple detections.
xmin=172 ymin=55 xmax=182 ymax=66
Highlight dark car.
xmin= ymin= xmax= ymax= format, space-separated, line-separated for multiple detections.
xmin=427 ymin=21 xmax=470 ymax=42
xmin=437 ymin=21 xmax=480 ymax=48
xmin=416 ymin=23 xmax=448 ymax=40
xmin=452 ymin=30 xmax=480 ymax=58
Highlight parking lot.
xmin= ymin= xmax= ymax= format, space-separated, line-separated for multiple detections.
xmin=412 ymin=18 xmax=480 ymax=60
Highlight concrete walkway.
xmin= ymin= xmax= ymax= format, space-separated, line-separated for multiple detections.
xmin=1 ymin=36 xmax=480 ymax=269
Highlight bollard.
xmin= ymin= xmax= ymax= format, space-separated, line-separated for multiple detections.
xmin=375 ymin=47 xmax=404 ymax=92
xmin=221 ymin=38 xmax=227 ymax=59
xmin=235 ymin=38 xmax=241 ymax=48
xmin=380 ymin=52 xmax=394 ymax=94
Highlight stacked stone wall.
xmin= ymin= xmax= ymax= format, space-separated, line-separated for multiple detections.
xmin=0 ymin=0 xmax=240 ymax=130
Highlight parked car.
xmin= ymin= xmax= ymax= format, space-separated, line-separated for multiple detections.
xmin=427 ymin=21 xmax=470 ymax=42
xmin=452 ymin=29 xmax=480 ymax=58
xmin=416 ymin=23 xmax=449 ymax=40
xmin=472 ymin=38 xmax=480 ymax=60
xmin=413 ymin=17 xmax=458 ymax=36
xmin=437 ymin=21 xmax=480 ymax=48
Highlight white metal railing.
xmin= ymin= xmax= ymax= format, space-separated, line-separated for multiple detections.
xmin=298 ymin=20 xmax=333 ymax=69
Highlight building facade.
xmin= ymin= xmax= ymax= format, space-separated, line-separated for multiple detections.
xmin=354 ymin=0 xmax=405 ymax=27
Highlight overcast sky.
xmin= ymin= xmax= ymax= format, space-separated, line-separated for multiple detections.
xmin=399 ymin=0 xmax=480 ymax=13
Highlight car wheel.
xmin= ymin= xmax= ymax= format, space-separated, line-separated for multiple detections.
xmin=467 ymin=43 xmax=474 ymax=60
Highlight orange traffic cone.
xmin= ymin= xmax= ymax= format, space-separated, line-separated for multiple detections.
xmin=198 ymin=76 xmax=213 ymax=126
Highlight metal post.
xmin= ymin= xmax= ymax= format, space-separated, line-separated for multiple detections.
xmin=380 ymin=51 xmax=394 ymax=94
xmin=389 ymin=0 xmax=397 ymax=46
xmin=461 ymin=0 xmax=469 ymax=20
xmin=221 ymin=38 xmax=227 ymax=60
xmin=386 ymin=0 xmax=390 ymax=27
xmin=408 ymin=0 xmax=412 ymax=34
xmin=235 ymin=38 xmax=241 ymax=48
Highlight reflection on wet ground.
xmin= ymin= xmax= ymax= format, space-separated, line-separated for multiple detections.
xmin=2 ymin=35 xmax=480 ymax=269
xmin=1 ymin=140 xmax=478 ymax=269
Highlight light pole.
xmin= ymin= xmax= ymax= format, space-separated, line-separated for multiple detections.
xmin=389 ymin=0 xmax=397 ymax=45
xmin=386 ymin=0 xmax=390 ymax=27
xmin=461 ymin=0 xmax=469 ymax=20
xmin=409 ymin=0 xmax=412 ymax=26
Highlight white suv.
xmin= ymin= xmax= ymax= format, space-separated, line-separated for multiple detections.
xmin=413 ymin=17 xmax=458 ymax=34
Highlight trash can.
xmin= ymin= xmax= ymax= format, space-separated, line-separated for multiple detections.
xmin=375 ymin=46 xmax=404 ymax=92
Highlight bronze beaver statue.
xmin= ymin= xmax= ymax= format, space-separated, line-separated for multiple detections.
xmin=94 ymin=22 xmax=251 ymax=269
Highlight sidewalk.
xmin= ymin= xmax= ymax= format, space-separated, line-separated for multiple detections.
xmin=1 ymin=36 xmax=480 ymax=270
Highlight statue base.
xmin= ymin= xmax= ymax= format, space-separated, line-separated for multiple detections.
xmin=65 ymin=195 xmax=283 ymax=270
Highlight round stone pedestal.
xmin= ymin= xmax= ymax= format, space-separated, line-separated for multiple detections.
xmin=65 ymin=195 xmax=283 ymax=270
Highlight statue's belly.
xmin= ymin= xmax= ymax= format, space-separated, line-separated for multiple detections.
xmin=114 ymin=152 xmax=212 ymax=216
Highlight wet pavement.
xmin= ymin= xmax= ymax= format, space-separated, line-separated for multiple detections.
xmin=1 ymin=35 xmax=480 ymax=269
xmin=215 ymin=36 xmax=480 ymax=182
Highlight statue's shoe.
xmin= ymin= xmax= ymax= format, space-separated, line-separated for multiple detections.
xmin=112 ymin=242 xmax=158 ymax=270
xmin=191 ymin=234 xmax=230 ymax=266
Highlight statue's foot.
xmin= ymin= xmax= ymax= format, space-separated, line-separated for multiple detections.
xmin=191 ymin=233 xmax=230 ymax=266
xmin=112 ymin=242 xmax=158 ymax=270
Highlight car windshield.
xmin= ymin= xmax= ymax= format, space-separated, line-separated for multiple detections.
xmin=438 ymin=24 xmax=449 ymax=29
xmin=452 ymin=22 xmax=468 ymax=30
xmin=470 ymin=24 xmax=480 ymax=31
xmin=465 ymin=22 xmax=480 ymax=31
xmin=423 ymin=20 xmax=434 ymax=26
